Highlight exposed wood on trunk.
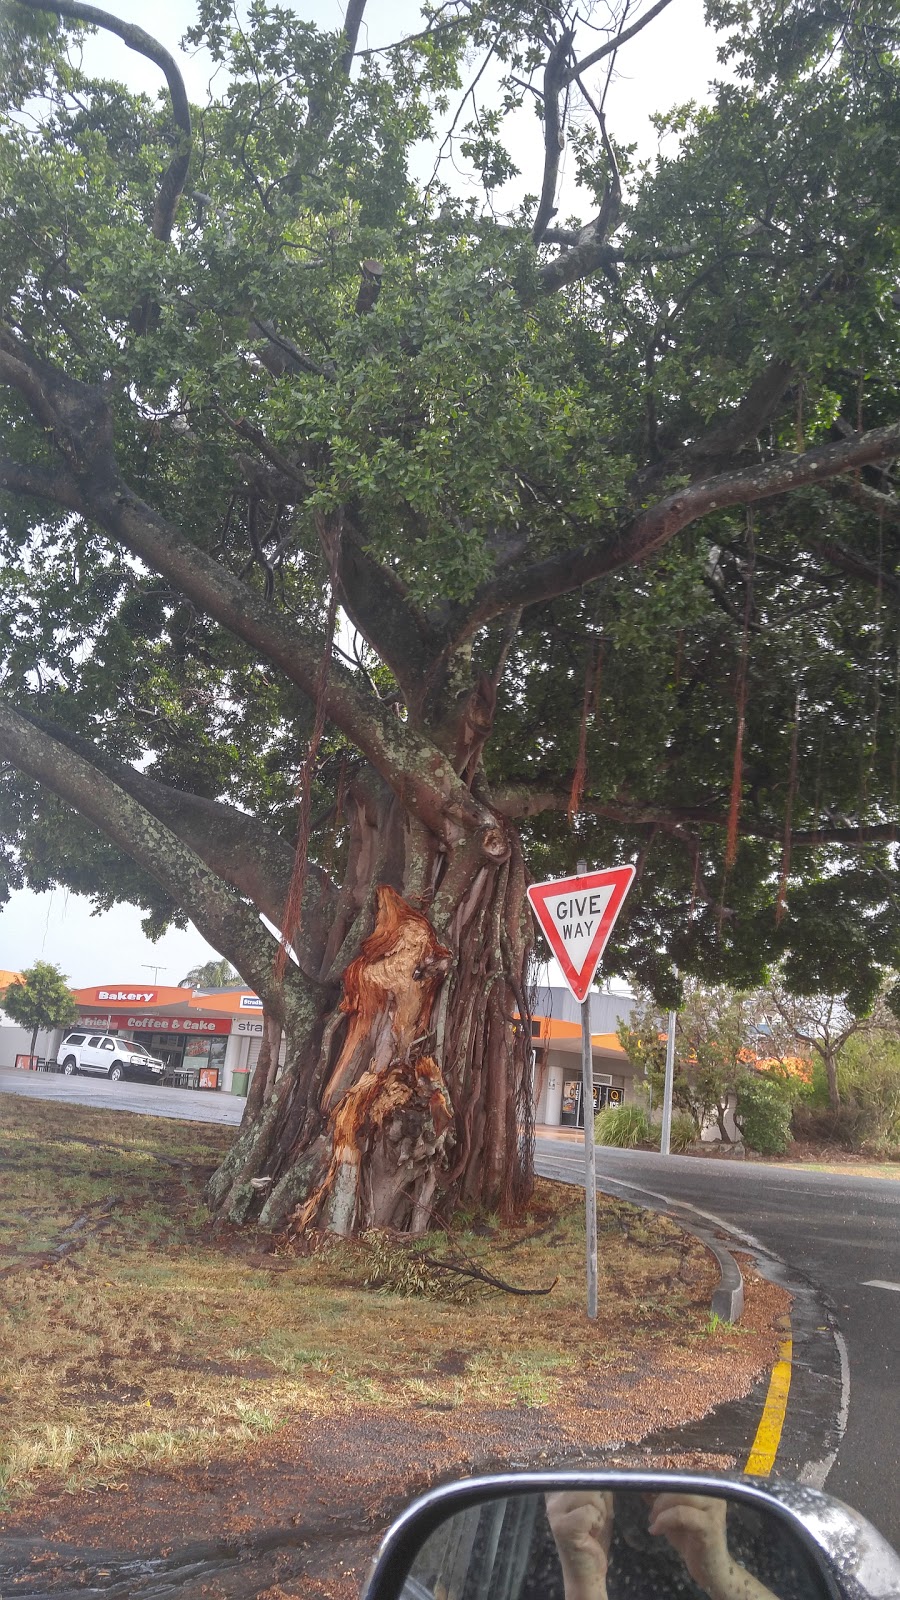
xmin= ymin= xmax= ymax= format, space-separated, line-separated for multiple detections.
xmin=294 ymin=886 xmax=453 ymax=1234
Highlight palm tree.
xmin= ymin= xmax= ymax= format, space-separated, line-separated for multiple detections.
xmin=179 ymin=959 xmax=240 ymax=990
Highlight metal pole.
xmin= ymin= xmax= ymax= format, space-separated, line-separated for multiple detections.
xmin=660 ymin=1009 xmax=676 ymax=1156
xmin=577 ymin=858 xmax=598 ymax=1320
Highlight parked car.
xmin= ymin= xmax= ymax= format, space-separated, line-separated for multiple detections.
xmin=59 ymin=1032 xmax=165 ymax=1082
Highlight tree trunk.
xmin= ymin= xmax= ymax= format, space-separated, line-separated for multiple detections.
xmin=206 ymin=806 xmax=535 ymax=1236
xmin=716 ymin=1100 xmax=732 ymax=1143
xmin=823 ymin=1047 xmax=841 ymax=1110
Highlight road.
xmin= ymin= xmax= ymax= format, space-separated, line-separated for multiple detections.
xmin=0 ymin=1066 xmax=245 ymax=1124
xmin=536 ymin=1133 xmax=900 ymax=1546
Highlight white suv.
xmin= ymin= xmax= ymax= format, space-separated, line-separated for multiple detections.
xmin=60 ymin=1033 xmax=165 ymax=1083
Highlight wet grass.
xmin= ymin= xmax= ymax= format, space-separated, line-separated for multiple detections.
xmin=0 ymin=1097 xmax=716 ymax=1507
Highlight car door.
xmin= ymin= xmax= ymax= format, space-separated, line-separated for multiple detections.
xmin=82 ymin=1034 xmax=106 ymax=1073
xmin=97 ymin=1037 xmax=117 ymax=1075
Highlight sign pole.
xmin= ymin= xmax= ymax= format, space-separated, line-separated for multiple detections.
xmin=660 ymin=1009 xmax=676 ymax=1156
xmin=576 ymin=859 xmax=599 ymax=1320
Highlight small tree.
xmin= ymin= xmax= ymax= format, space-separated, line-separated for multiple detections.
xmin=617 ymin=995 xmax=668 ymax=1108
xmin=179 ymin=959 xmax=240 ymax=990
xmin=1 ymin=962 xmax=79 ymax=1062
xmin=759 ymin=987 xmax=878 ymax=1111
xmin=620 ymin=984 xmax=760 ymax=1141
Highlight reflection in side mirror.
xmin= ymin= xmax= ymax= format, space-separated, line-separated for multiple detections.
xmin=377 ymin=1484 xmax=834 ymax=1600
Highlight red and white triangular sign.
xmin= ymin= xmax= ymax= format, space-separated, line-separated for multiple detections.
xmin=527 ymin=865 xmax=636 ymax=1003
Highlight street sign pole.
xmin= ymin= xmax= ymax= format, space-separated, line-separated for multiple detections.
xmin=660 ymin=1009 xmax=676 ymax=1156
xmin=577 ymin=859 xmax=598 ymax=1320
xmin=526 ymin=857 xmax=636 ymax=1323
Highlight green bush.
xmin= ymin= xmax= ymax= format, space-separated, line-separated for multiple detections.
xmin=594 ymin=1104 xmax=653 ymax=1148
xmin=735 ymin=1074 xmax=794 ymax=1155
xmin=669 ymin=1112 xmax=697 ymax=1153
xmin=792 ymin=1031 xmax=900 ymax=1150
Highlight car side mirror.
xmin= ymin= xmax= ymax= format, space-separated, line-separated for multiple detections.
xmin=361 ymin=1472 xmax=900 ymax=1600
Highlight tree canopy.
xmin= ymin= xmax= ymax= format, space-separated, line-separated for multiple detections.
xmin=1 ymin=0 xmax=899 ymax=1230
xmin=0 ymin=960 xmax=78 ymax=1056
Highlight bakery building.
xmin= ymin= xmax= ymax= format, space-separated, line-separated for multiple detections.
xmin=42 ymin=982 xmax=269 ymax=1092
xmin=4 ymin=972 xmax=638 ymax=1119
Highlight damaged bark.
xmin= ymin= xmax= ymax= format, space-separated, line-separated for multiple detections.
xmin=207 ymin=832 xmax=535 ymax=1237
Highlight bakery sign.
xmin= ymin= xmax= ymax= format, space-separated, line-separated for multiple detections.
xmin=80 ymin=1013 xmax=230 ymax=1034
xmin=125 ymin=1015 xmax=231 ymax=1034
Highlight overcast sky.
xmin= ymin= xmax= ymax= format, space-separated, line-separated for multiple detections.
xmin=1 ymin=0 xmax=720 ymax=985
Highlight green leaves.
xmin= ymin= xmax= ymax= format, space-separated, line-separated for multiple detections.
xmin=0 ymin=960 xmax=79 ymax=1041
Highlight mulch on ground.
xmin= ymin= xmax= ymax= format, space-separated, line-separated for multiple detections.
xmin=1 ymin=1258 xmax=788 ymax=1599
xmin=1 ymin=1097 xmax=791 ymax=1598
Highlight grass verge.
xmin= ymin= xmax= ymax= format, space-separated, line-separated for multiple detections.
xmin=1 ymin=1096 xmax=724 ymax=1508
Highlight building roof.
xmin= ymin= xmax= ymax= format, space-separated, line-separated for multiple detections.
xmin=69 ymin=978 xmax=632 ymax=1047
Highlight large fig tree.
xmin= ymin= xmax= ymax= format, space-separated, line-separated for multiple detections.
xmin=1 ymin=0 xmax=899 ymax=1233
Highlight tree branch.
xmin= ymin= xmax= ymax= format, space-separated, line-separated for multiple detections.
xmin=562 ymin=0 xmax=677 ymax=83
xmin=0 ymin=700 xmax=319 ymax=1016
xmin=830 ymin=475 xmax=900 ymax=531
xmin=20 ymin=0 xmax=191 ymax=244
xmin=0 ymin=330 xmax=506 ymax=855
xmin=18 ymin=711 xmax=338 ymax=975
xmin=636 ymin=357 xmax=795 ymax=493
xmin=338 ymin=0 xmax=369 ymax=75
xmin=492 ymin=787 xmax=898 ymax=846
xmin=335 ymin=525 xmax=441 ymax=697
xmin=0 ymin=454 xmax=84 ymax=511
xmin=532 ymin=30 xmax=573 ymax=246
xmin=455 ymin=421 xmax=900 ymax=635
xmin=801 ymin=532 xmax=900 ymax=598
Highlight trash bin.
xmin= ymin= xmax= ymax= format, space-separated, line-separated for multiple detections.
xmin=231 ymin=1066 xmax=250 ymax=1097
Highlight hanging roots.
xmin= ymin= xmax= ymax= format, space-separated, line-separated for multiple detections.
xmin=568 ymin=641 xmax=602 ymax=822
xmin=276 ymin=512 xmax=342 ymax=980
xmin=724 ymin=515 xmax=756 ymax=872
xmin=776 ymin=694 xmax=801 ymax=926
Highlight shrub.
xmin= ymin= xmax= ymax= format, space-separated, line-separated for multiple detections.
xmin=792 ymin=1031 xmax=900 ymax=1150
xmin=669 ymin=1112 xmax=697 ymax=1153
xmin=735 ymin=1074 xmax=794 ymax=1155
xmin=594 ymin=1104 xmax=653 ymax=1148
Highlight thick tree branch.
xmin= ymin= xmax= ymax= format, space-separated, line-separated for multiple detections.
xmin=637 ymin=358 xmax=795 ymax=493
xmin=802 ymin=532 xmax=900 ymax=597
xmin=492 ymin=788 xmax=898 ymax=846
xmin=335 ymin=526 xmax=441 ymax=696
xmin=0 ymin=700 xmax=319 ymax=1017
xmin=830 ymin=475 xmax=900 ymax=531
xmin=0 ymin=331 xmax=506 ymax=855
xmin=338 ymin=0 xmax=369 ymax=75
xmin=532 ymin=30 xmax=573 ymax=246
xmin=455 ymin=421 xmax=900 ymax=636
xmin=19 ymin=712 xmax=338 ymax=973
xmin=20 ymin=0 xmax=191 ymax=243
xmin=0 ymin=454 xmax=85 ymax=510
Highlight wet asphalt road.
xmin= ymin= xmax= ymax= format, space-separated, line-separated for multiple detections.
xmin=535 ymin=1133 xmax=900 ymax=1547
xmin=0 ymin=1066 xmax=245 ymax=1124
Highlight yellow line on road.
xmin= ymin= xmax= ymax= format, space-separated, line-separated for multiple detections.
xmin=744 ymin=1337 xmax=793 ymax=1476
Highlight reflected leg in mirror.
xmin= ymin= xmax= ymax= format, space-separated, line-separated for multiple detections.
xmin=403 ymin=1490 xmax=828 ymax=1600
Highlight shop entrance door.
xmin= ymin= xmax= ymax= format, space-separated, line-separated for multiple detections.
xmin=560 ymin=1080 xmax=619 ymax=1128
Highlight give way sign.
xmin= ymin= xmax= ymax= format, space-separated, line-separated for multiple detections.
xmin=526 ymin=865 xmax=636 ymax=1004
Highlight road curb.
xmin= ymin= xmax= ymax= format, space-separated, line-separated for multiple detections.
xmin=594 ymin=1176 xmax=745 ymax=1324
xmin=536 ymin=1156 xmax=746 ymax=1324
